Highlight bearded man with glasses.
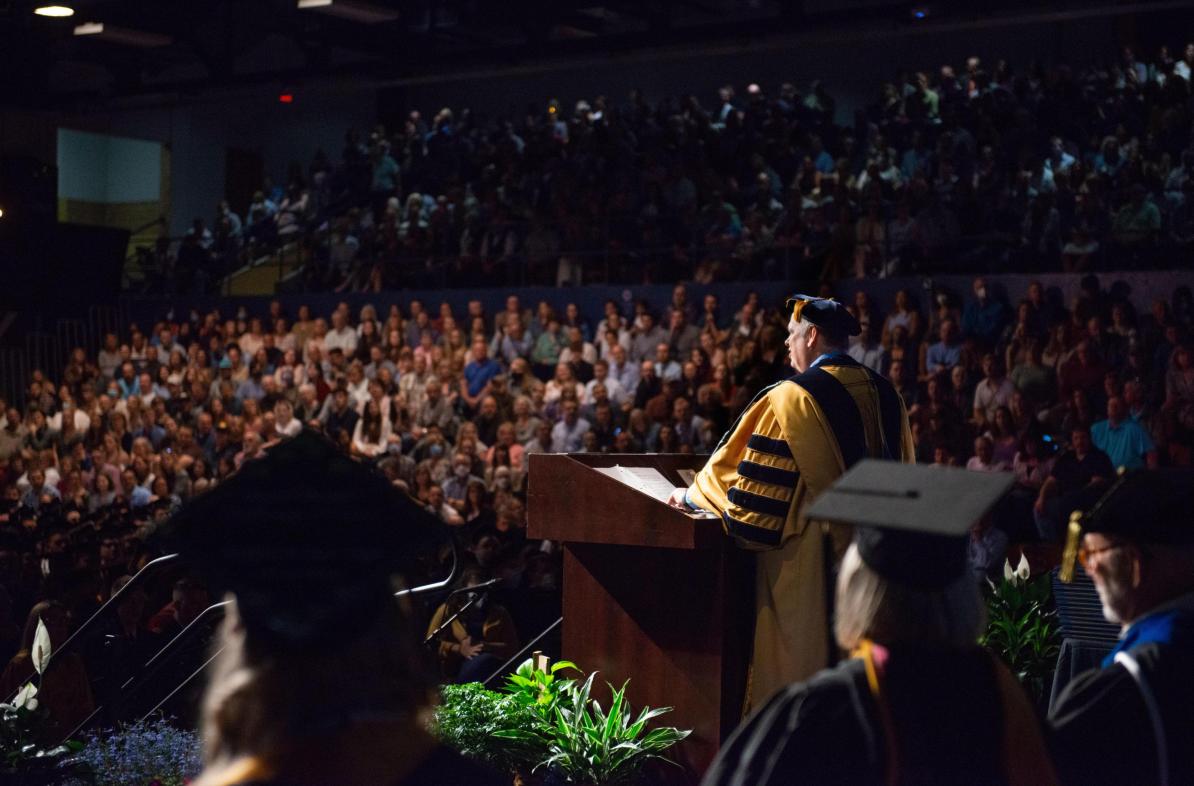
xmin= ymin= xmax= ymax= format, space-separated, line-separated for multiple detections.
xmin=1048 ymin=469 xmax=1194 ymax=786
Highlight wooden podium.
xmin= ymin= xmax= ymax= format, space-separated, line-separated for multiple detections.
xmin=526 ymin=453 xmax=752 ymax=781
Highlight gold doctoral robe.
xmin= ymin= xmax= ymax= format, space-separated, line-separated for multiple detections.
xmin=688 ymin=355 xmax=914 ymax=710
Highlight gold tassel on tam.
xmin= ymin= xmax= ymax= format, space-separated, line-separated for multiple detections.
xmin=1059 ymin=510 xmax=1083 ymax=583
xmin=791 ymin=298 xmax=808 ymax=322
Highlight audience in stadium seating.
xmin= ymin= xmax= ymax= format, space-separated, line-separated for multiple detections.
xmin=145 ymin=41 xmax=1194 ymax=295
xmin=3 ymin=276 xmax=1192 ymax=719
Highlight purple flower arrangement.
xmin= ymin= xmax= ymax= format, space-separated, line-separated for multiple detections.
xmin=64 ymin=719 xmax=202 ymax=786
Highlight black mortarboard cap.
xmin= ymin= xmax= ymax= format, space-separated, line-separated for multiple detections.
xmin=1060 ymin=469 xmax=1194 ymax=582
xmin=806 ymin=460 xmax=1014 ymax=589
xmin=784 ymin=294 xmax=861 ymax=340
xmin=1082 ymin=469 xmax=1194 ymax=544
xmin=155 ymin=430 xmax=447 ymax=651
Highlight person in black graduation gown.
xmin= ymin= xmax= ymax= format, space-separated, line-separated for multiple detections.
xmin=702 ymin=461 xmax=1057 ymax=786
xmin=1048 ymin=469 xmax=1194 ymax=786
xmin=155 ymin=430 xmax=506 ymax=786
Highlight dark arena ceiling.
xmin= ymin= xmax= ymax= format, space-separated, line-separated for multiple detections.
xmin=0 ymin=0 xmax=1189 ymax=109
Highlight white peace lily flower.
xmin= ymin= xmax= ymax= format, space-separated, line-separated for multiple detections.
xmin=12 ymin=682 xmax=37 ymax=711
xmin=32 ymin=617 xmax=52 ymax=676
xmin=1003 ymin=559 xmax=1014 ymax=583
xmin=1015 ymin=553 xmax=1031 ymax=582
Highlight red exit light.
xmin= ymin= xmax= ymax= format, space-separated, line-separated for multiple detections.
xmin=278 ymin=93 xmax=294 ymax=103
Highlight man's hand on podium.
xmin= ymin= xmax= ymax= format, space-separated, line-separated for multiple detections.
xmin=667 ymin=487 xmax=690 ymax=509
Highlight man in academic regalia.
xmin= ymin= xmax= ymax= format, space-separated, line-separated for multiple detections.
xmin=157 ymin=430 xmax=506 ymax=786
xmin=1048 ymin=469 xmax=1194 ymax=786
xmin=669 ymin=295 xmax=914 ymax=708
xmin=702 ymin=462 xmax=1057 ymax=786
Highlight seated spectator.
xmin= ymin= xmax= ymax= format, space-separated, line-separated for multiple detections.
xmin=424 ymin=483 xmax=464 ymax=526
xmin=146 ymin=578 xmax=209 ymax=640
xmin=1164 ymin=344 xmax=1194 ymax=431
xmin=653 ymin=343 xmax=682 ymax=383
xmin=847 ymin=321 xmax=885 ymax=373
xmin=1110 ymin=184 xmax=1161 ymax=254
xmin=426 ymin=567 xmax=521 ymax=683
xmin=1058 ymin=341 xmax=1107 ymax=403
xmin=1012 ymin=432 xmax=1057 ymax=494
xmin=1009 ymin=340 xmax=1054 ymax=408
xmin=557 ymin=328 xmax=597 ymax=383
xmin=550 ymin=400 xmax=590 ymax=454
xmin=1091 ymin=396 xmax=1158 ymax=471
xmin=923 ymin=319 xmax=962 ymax=379
xmin=972 ymin=354 xmax=1016 ymax=429
xmin=441 ymin=448 xmax=480 ymax=503
xmin=961 ymin=277 xmax=1009 ymax=351
xmin=881 ymin=289 xmax=923 ymax=348
xmin=966 ymin=435 xmax=1007 ymax=472
xmin=630 ymin=312 xmax=667 ymax=363
xmin=544 ymin=363 xmax=584 ymax=407
xmin=984 ymin=407 xmax=1019 ymax=467
xmin=351 ymin=399 xmax=391 ymax=458
xmin=1034 ymin=427 xmax=1115 ymax=541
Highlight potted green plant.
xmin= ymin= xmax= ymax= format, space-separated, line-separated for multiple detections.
xmin=434 ymin=658 xmax=690 ymax=786
xmin=980 ymin=555 xmax=1062 ymax=707
xmin=435 ymin=682 xmax=544 ymax=776
xmin=511 ymin=671 xmax=690 ymax=786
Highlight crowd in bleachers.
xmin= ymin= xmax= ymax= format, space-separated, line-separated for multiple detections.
xmin=155 ymin=42 xmax=1194 ymax=294
xmin=3 ymin=272 xmax=1194 ymax=725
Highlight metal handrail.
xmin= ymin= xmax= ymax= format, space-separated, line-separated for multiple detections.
xmin=4 ymin=554 xmax=182 ymax=706
xmin=121 ymin=553 xmax=463 ymax=728
xmin=60 ymin=598 xmax=231 ymax=742
xmin=56 ymin=545 xmax=459 ymax=739
xmin=395 ymin=543 xmax=458 ymax=599
xmin=56 ymin=554 xmax=181 ymax=661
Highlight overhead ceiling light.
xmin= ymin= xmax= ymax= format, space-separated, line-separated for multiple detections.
xmin=34 ymin=5 xmax=75 ymax=17
xmin=297 ymin=0 xmax=400 ymax=24
xmin=73 ymin=21 xmax=172 ymax=47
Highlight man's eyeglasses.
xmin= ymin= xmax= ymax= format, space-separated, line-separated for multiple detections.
xmin=1078 ymin=541 xmax=1126 ymax=565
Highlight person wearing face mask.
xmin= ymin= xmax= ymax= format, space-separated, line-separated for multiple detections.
xmin=424 ymin=438 xmax=445 ymax=464
xmin=961 ymin=277 xmax=1009 ymax=352
xmin=426 ymin=567 xmax=520 ymax=684
xmin=489 ymin=465 xmax=514 ymax=495
xmin=442 ymin=452 xmax=483 ymax=512
xmin=1049 ymin=470 xmax=1194 ymax=786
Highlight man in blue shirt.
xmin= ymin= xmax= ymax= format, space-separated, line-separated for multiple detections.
xmin=1091 ymin=396 xmax=1157 ymax=471
xmin=235 ymin=363 xmax=266 ymax=405
xmin=460 ymin=337 xmax=501 ymax=413
xmin=923 ymin=318 xmax=962 ymax=378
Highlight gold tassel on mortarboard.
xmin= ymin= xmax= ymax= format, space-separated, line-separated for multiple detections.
xmin=791 ymin=299 xmax=808 ymax=322
xmin=1059 ymin=510 xmax=1083 ymax=584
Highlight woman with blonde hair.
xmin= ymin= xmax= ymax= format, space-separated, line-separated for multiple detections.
xmin=164 ymin=432 xmax=503 ymax=786
xmin=704 ymin=463 xmax=1056 ymax=786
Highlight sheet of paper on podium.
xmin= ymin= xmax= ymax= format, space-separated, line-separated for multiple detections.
xmin=595 ymin=465 xmax=680 ymax=505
